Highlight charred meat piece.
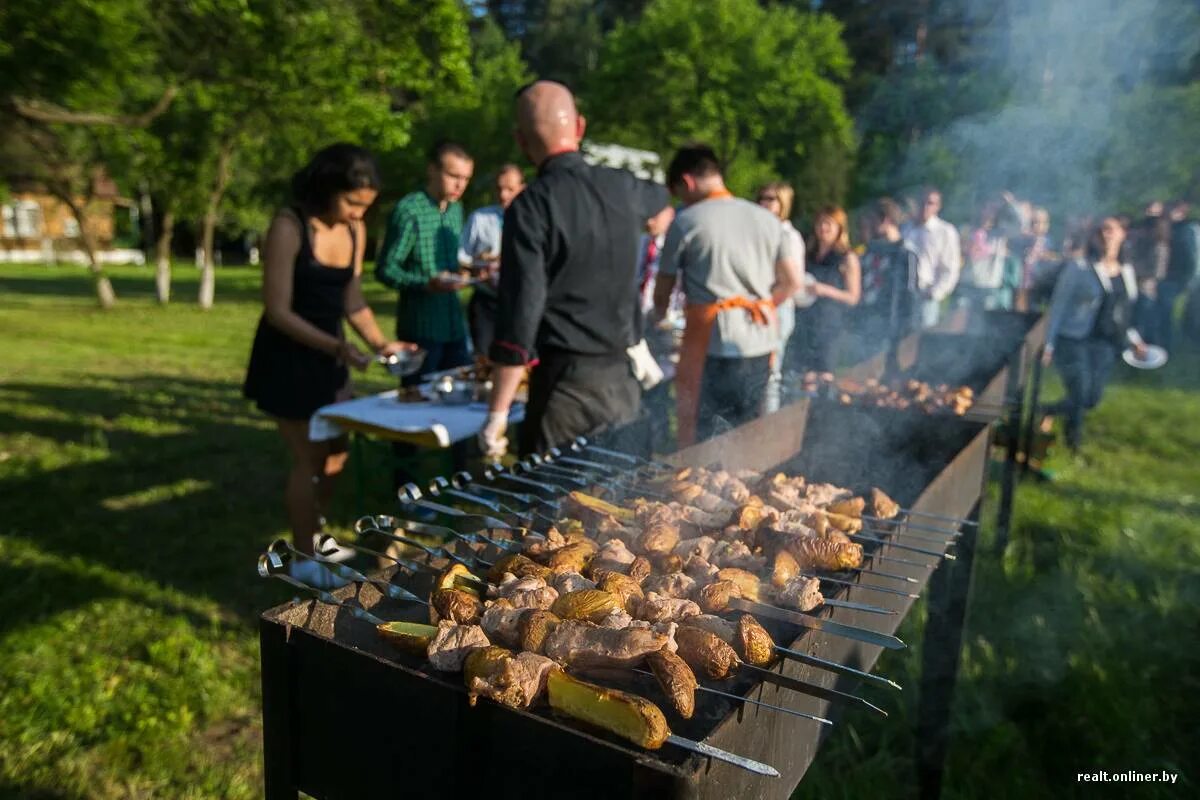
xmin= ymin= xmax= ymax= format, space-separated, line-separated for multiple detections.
xmin=465 ymin=647 xmax=558 ymax=709
xmin=647 ymin=648 xmax=697 ymax=720
xmin=588 ymin=538 xmax=637 ymax=576
xmin=427 ymin=621 xmax=491 ymax=671
xmin=627 ymin=556 xmax=653 ymax=584
xmin=636 ymin=592 xmax=701 ymax=623
xmin=479 ymin=600 xmax=528 ymax=647
xmin=683 ymin=554 xmax=720 ymax=584
xmin=679 ymin=614 xmax=737 ymax=642
xmin=543 ymin=619 xmax=674 ymax=669
xmin=870 ymin=488 xmax=901 ymax=520
xmin=805 ymin=482 xmax=853 ymax=508
xmin=637 ymin=522 xmax=681 ymax=556
xmin=552 ymin=571 xmax=597 ymax=595
xmin=774 ymin=576 xmax=823 ymax=612
xmin=641 ymin=572 xmax=697 ymax=600
xmin=709 ymin=540 xmax=766 ymax=573
xmin=672 ymin=535 xmax=717 ymax=561
xmin=489 ymin=574 xmax=560 ymax=610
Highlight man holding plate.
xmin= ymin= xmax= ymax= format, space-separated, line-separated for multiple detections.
xmin=376 ymin=141 xmax=475 ymax=384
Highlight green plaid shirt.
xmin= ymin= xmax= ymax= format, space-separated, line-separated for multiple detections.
xmin=375 ymin=190 xmax=467 ymax=343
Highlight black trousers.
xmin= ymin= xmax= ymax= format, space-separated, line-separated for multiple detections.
xmin=468 ymin=290 xmax=498 ymax=359
xmin=519 ymin=350 xmax=641 ymax=456
xmin=696 ymin=354 xmax=771 ymax=443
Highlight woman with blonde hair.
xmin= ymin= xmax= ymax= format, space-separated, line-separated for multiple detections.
xmin=756 ymin=181 xmax=804 ymax=412
xmin=790 ymin=206 xmax=861 ymax=373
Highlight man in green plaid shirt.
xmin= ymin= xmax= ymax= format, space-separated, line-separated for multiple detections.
xmin=376 ymin=141 xmax=475 ymax=382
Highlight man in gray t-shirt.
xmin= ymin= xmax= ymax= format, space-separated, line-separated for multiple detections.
xmin=653 ymin=145 xmax=803 ymax=445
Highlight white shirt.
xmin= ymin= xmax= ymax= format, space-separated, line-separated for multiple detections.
xmin=457 ymin=205 xmax=504 ymax=266
xmin=903 ymin=216 xmax=962 ymax=302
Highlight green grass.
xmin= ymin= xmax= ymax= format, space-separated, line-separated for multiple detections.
xmin=1 ymin=263 xmax=1197 ymax=798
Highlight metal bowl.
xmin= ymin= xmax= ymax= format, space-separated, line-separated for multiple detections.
xmin=427 ymin=375 xmax=475 ymax=405
xmin=379 ymin=349 xmax=427 ymax=378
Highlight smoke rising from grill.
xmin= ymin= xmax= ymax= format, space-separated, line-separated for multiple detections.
xmin=884 ymin=0 xmax=1200 ymax=216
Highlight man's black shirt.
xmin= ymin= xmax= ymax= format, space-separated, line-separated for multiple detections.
xmin=489 ymin=151 xmax=670 ymax=366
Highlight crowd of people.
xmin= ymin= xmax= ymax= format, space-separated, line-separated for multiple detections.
xmin=239 ymin=81 xmax=1200 ymax=581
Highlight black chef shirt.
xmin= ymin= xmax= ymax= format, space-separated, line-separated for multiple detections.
xmin=489 ymin=151 xmax=670 ymax=366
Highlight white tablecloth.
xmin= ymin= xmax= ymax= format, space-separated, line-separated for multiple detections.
xmin=310 ymin=390 xmax=524 ymax=448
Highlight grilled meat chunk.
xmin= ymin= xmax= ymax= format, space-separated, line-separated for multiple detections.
xmin=672 ymin=536 xmax=717 ymax=561
xmin=637 ymin=522 xmax=681 ymax=556
xmin=480 ymin=600 xmax=528 ymax=647
xmin=589 ymin=538 xmax=637 ymax=576
xmin=870 ymin=488 xmax=901 ymax=520
xmin=524 ymin=526 xmax=567 ymax=557
xmin=636 ymin=592 xmax=701 ymax=623
xmin=679 ymin=614 xmax=737 ymax=642
xmin=774 ymin=576 xmax=823 ymax=612
xmin=641 ymin=572 xmax=697 ymax=600
xmin=626 ymin=556 xmax=653 ymax=583
xmin=427 ymin=621 xmax=490 ymax=672
xmin=430 ymin=588 xmax=484 ymax=626
xmin=552 ymin=571 xmax=597 ymax=595
xmin=709 ymin=540 xmax=766 ymax=572
xmin=465 ymin=648 xmax=558 ymax=709
xmin=714 ymin=567 xmax=762 ymax=602
xmin=805 ymin=482 xmax=853 ymax=508
xmin=489 ymin=574 xmax=560 ymax=610
xmin=683 ymin=554 xmax=720 ymax=584
xmin=696 ymin=579 xmax=741 ymax=614
xmin=543 ymin=619 xmax=674 ymax=669
xmin=827 ymin=497 xmax=866 ymax=518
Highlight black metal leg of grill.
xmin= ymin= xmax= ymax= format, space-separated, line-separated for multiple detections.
xmin=260 ymin=618 xmax=300 ymax=800
xmin=1019 ymin=346 xmax=1046 ymax=478
xmin=994 ymin=351 xmax=1024 ymax=552
xmin=916 ymin=500 xmax=981 ymax=799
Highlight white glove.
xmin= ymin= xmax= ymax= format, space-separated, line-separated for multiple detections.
xmin=627 ymin=338 xmax=665 ymax=390
xmin=479 ymin=410 xmax=509 ymax=460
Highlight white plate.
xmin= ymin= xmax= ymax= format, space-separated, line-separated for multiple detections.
xmin=793 ymin=273 xmax=818 ymax=309
xmin=1122 ymin=344 xmax=1168 ymax=370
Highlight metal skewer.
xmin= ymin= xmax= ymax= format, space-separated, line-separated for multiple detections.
xmin=357 ymin=514 xmax=519 ymax=557
xmin=258 ymin=552 xmax=389 ymax=625
xmin=736 ymin=662 xmax=888 ymax=717
xmin=862 ymin=514 xmax=963 ymax=537
xmin=268 ymin=539 xmax=429 ymax=606
xmin=899 ymin=507 xmax=980 ymax=528
xmin=768 ymin=645 xmax=903 ymax=691
xmin=726 ymin=597 xmax=906 ymax=650
xmin=849 ymin=533 xmax=954 ymax=559
xmin=664 ymin=735 xmax=779 ymax=777
xmin=629 ymin=669 xmax=834 ymax=724
xmin=842 ymin=566 xmax=919 ymax=584
xmin=860 ymin=523 xmax=956 ymax=546
xmin=811 ymin=573 xmax=920 ymax=598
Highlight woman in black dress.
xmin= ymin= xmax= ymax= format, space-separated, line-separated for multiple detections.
xmin=790 ymin=206 xmax=861 ymax=374
xmin=244 ymin=144 xmax=412 ymax=581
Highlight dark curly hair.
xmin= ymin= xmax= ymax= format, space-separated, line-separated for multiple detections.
xmin=291 ymin=143 xmax=381 ymax=214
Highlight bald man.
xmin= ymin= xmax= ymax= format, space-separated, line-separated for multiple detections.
xmin=480 ymin=81 xmax=672 ymax=457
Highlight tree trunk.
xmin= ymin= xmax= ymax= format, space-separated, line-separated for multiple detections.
xmin=57 ymin=191 xmax=117 ymax=308
xmin=198 ymin=138 xmax=235 ymax=310
xmin=155 ymin=209 xmax=175 ymax=305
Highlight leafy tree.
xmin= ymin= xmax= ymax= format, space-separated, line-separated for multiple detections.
xmin=0 ymin=0 xmax=173 ymax=307
xmin=585 ymin=0 xmax=854 ymax=213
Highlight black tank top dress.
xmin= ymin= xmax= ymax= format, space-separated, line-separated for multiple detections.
xmin=243 ymin=211 xmax=355 ymax=420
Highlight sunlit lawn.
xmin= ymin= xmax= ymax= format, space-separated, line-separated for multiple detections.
xmin=0 ymin=263 xmax=1196 ymax=799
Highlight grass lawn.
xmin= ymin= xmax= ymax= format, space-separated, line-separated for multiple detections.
xmin=1 ymin=263 xmax=1197 ymax=799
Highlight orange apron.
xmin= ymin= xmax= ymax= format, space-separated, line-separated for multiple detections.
xmin=675 ymin=297 xmax=776 ymax=448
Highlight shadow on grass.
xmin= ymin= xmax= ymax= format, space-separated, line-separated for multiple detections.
xmin=0 ymin=374 xmax=309 ymax=626
xmin=0 ymin=782 xmax=80 ymax=800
